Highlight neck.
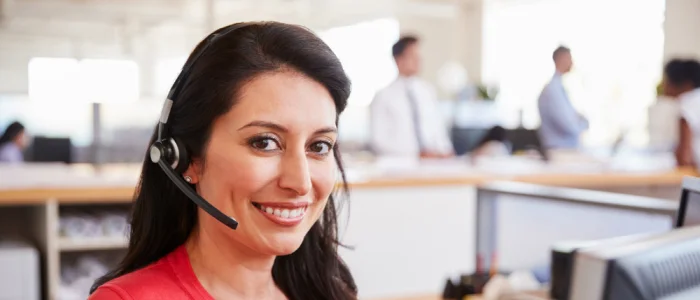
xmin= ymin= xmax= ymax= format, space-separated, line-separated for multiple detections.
xmin=186 ymin=223 xmax=280 ymax=299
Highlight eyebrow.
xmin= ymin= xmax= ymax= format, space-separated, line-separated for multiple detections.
xmin=238 ymin=120 xmax=337 ymax=134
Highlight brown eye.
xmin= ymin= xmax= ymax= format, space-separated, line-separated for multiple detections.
xmin=249 ymin=137 xmax=280 ymax=151
xmin=308 ymin=141 xmax=332 ymax=155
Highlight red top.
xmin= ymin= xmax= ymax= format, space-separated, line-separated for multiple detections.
xmin=89 ymin=245 xmax=214 ymax=300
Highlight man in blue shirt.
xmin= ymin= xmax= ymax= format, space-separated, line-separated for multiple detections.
xmin=538 ymin=46 xmax=589 ymax=149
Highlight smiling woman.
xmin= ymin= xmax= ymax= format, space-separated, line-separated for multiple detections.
xmin=88 ymin=22 xmax=356 ymax=300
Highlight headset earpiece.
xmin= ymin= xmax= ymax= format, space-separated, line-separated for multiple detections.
xmin=149 ymin=137 xmax=189 ymax=174
xmin=171 ymin=137 xmax=190 ymax=174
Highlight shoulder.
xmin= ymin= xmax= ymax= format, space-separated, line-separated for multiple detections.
xmin=89 ymin=252 xmax=188 ymax=299
xmin=541 ymin=78 xmax=558 ymax=92
xmin=372 ymin=80 xmax=401 ymax=107
xmin=681 ymin=89 xmax=700 ymax=108
xmin=0 ymin=143 xmax=20 ymax=162
xmin=539 ymin=79 xmax=562 ymax=99
xmin=0 ymin=143 xmax=15 ymax=154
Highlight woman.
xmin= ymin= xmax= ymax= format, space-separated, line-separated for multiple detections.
xmin=0 ymin=121 xmax=27 ymax=163
xmin=90 ymin=22 xmax=357 ymax=299
xmin=662 ymin=59 xmax=700 ymax=169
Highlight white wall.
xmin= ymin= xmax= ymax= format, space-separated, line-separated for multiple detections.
xmin=663 ymin=0 xmax=700 ymax=61
xmin=398 ymin=1 xmax=483 ymax=98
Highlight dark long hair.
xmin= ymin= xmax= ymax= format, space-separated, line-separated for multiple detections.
xmin=0 ymin=121 xmax=24 ymax=146
xmin=91 ymin=22 xmax=357 ymax=299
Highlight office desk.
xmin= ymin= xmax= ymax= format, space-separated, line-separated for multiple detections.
xmin=0 ymin=155 xmax=696 ymax=299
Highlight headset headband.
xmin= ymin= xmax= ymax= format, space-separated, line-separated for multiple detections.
xmin=157 ymin=23 xmax=250 ymax=142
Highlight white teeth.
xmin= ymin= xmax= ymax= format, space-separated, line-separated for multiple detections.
xmin=257 ymin=204 xmax=307 ymax=219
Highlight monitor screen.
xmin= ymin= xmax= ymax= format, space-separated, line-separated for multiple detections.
xmin=30 ymin=137 xmax=72 ymax=164
xmin=570 ymin=226 xmax=700 ymax=300
xmin=681 ymin=191 xmax=700 ymax=227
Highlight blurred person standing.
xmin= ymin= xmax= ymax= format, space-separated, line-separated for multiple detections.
xmin=370 ymin=35 xmax=454 ymax=158
xmin=537 ymin=46 xmax=589 ymax=149
xmin=661 ymin=58 xmax=700 ymax=168
xmin=0 ymin=121 xmax=28 ymax=163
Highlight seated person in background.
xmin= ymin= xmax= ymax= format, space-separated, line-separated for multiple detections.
xmin=661 ymin=58 xmax=700 ymax=168
xmin=0 ymin=121 xmax=27 ymax=163
xmin=370 ymin=35 xmax=454 ymax=159
xmin=538 ymin=46 xmax=589 ymax=149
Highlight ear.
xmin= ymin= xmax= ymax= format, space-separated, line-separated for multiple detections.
xmin=183 ymin=158 xmax=203 ymax=184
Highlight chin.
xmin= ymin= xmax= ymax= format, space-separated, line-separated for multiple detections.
xmin=263 ymin=233 xmax=307 ymax=255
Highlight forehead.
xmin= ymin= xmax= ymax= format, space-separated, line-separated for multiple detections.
xmin=223 ymin=71 xmax=338 ymax=129
xmin=405 ymin=43 xmax=420 ymax=55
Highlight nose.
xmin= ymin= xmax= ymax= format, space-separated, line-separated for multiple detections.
xmin=278 ymin=149 xmax=312 ymax=196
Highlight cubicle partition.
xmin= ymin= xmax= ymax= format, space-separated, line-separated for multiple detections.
xmin=339 ymin=184 xmax=477 ymax=299
xmin=475 ymin=181 xmax=678 ymax=274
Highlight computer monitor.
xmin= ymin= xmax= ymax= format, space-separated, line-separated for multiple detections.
xmin=675 ymin=176 xmax=700 ymax=228
xmin=569 ymin=225 xmax=700 ymax=300
xmin=505 ymin=128 xmax=549 ymax=161
xmin=29 ymin=137 xmax=72 ymax=164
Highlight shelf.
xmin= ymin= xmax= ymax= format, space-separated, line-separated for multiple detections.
xmin=58 ymin=236 xmax=128 ymax=251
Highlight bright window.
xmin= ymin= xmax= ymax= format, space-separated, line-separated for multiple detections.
xmin=78 ymin=58 xmax=139 ymax=103
xmin=482 ymin=0 xmax=665 ymax=147
xmin=319 ymin=18 xmax=400 ymax=145
xmin=25 ymin=57 xmax=140 ymax=146
xmin=28 ymin=57 xmax=139 ymax=103
xmin=154 ymin=56 xmax=187 ymax=97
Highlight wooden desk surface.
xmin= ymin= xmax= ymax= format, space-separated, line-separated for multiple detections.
xmin=0 ymin=155 xmax=697 ymax=204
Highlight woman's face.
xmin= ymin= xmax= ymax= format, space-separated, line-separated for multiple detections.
xmin=14 ymin=130 xmax=28 ymax=149
xmin=189 ymin=71 xmax=339 ymax=256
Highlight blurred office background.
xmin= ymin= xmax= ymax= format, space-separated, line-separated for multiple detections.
xmin=3 ymin=1 xmax=700 ymax=300
xmin=1 ymin=0 xmax=695 ymax=162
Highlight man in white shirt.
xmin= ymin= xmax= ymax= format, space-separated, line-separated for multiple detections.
xmin=370 ymin=35 xmax=454 ymax=158
xmin=661 ymin=59 xmax=700 ymax=169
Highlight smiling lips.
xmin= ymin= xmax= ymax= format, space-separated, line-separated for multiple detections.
xmin=252 ymin=202 xmax=309 ymax=226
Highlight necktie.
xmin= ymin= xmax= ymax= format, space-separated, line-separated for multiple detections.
xmin=405 ymin=83 xmax=425 ymax=151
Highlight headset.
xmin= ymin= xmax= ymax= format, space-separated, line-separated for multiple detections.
xmin=148 ymin=23 xmax=250 ymax=231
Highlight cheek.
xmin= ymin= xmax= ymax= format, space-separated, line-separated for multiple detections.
xmin=310 ymin=160 xmax=338 ymax=203
xmin=201 ymin=152 xmax=278 ymax=206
